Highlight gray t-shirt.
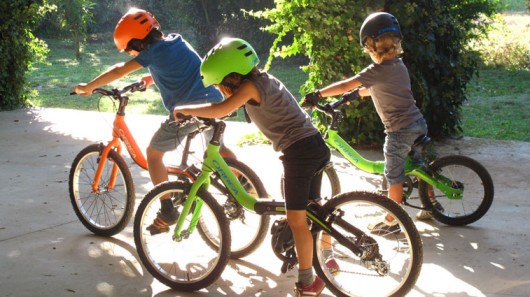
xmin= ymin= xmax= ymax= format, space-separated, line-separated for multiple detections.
xmin=353 ymin=58 xmax=423 ymax=132
xmin=244 ymin=72 xmax=318 ymax=152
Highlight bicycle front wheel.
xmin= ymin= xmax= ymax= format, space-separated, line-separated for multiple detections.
xmin=134 ymin=181 xmax=230 ymax=291
xmin=314 ymin=191 xmax=423 ymax=297
xmin=418 ymin=155 xmax=494 ymax=225
xmin=69 ymin=144 xmax=135 ymax=236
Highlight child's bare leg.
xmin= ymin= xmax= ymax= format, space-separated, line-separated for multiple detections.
xmin=286 ymin=209 xmax=313 ymax=270
xmin=386 ymin=182 xmax=403 ymax=221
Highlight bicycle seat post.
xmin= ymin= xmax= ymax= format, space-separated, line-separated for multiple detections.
xmin=180 ymin=129 xmax=201 ymax=168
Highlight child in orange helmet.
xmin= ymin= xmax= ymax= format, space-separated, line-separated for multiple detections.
xmin=72 ymin=8 xmax=235 ymax=233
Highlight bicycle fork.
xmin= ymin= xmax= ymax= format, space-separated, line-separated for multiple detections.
xmin=171 ymin=172 xmax=212 ymax=241
xmin=92 ymin=139 xmax=122 ymax=193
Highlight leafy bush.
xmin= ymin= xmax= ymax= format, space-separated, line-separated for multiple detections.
xmin=0 ymin=0 xmax=50 ymax=110
xmin=253 ymin=0 xmax=500 ymax=144
xmin=470 ymin=13 xmax=530 ymax=70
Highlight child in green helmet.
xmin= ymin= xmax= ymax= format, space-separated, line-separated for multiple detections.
xmin=173 ymin=37 xmax=335 ymax=296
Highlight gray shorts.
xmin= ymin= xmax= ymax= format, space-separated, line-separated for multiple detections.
xmin=383 ymin=118 xmax=428 ymax=185
xmin=149 ymin=117 xmax=217 ymax=152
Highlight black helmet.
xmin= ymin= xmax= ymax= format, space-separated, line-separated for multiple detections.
xmin=360 ymin=12 xmax=402 ymax=47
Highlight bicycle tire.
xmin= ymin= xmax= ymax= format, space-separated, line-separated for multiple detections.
xmin=199 ymin=158 xmax=270 ymax=259
xmin=69 ymin=144 xmax=135 ymax=236
xmin=313 ymin=191 xmax=423 ymax=297
xmin=418 ymin=155 xmax=494 ymax=226
xmin=134 ymin=181 xmax=231 ymax=291
xmin=281 ymin=163 xmax=341 ymax=200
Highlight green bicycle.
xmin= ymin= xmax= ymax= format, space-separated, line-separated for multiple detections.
xmin=309 ymin=95 xmax=494 ymax=226
xmin=133 ymin=116 xmax=423 ymax=296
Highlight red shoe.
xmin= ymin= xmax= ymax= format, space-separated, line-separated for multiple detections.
xmin=326 ymin=258 xmax=340 ymax=276
xmin=294 ymin=276 xmax=325 ymax=297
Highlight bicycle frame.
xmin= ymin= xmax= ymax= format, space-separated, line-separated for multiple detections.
xmin=324 ymin=117 xmax=463 ymax=200
xmin=172 ymin=119 xmax=340 ymax=242
xmin=91 ymin=96 xmax=194 ymax=193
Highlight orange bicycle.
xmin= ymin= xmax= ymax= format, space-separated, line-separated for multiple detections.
xmin=69 ymin=82 xmax=269 ymax=258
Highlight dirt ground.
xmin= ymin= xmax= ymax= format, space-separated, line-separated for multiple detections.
xmin=1 ymin=107 xmax=529 ymax=297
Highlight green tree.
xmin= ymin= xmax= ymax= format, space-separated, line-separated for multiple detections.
xmin=153 ymin=0 xmax=274 ymax=55
xmin=0 ymin=0 xmax=51 ymax=110
xmin=253 ymin=0 xmax=499 ymax=144
xmin=57 ymin=0 xmax=94 ymax=60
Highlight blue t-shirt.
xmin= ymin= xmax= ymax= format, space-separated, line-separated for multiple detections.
xmin=134 ymin=33 xmax=223 ymax=111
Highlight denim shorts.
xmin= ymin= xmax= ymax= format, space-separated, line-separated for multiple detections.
xmin=384 ymin=118 xmax=428 ymax=185
xmin=280 ymin=133 xmax=331 ymax=210
xmin=149 ymin=116 xmax=216 ymax=152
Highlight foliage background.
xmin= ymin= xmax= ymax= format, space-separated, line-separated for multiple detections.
xmin=37 ymin=0 xmax=276 ymax=58
xmin=0 ymin=0 xmax=49 ymax=110
xmin=3 ymin=0 xmax=528 ymax=143
xmin=253 ymin=0 xmax=500 ymax=144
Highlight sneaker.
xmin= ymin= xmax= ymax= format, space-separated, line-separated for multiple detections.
xmin=416 ymin=209 xmax=433 ymax=220
xmin=294 ymin=276 xmax=325 ymax=297
xmin=146 ymin=207 xmax=179 ymax=235
xmin=368 ymin=218 xmax=401 ymax=235
xmin=325 ymin=258 xmax=340 ymax=276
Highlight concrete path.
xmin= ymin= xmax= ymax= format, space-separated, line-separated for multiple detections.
xmin=1 ymin=108 xmax=529 ymax=297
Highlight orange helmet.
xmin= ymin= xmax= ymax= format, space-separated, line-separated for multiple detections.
xmin=113 ymin=8 xmax=160 ymax=52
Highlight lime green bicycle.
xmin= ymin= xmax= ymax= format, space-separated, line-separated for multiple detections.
xmin=309 ymin=95 xmax=494 ymax=226
xmin=133 ymin=116 xmax=423 ymax=296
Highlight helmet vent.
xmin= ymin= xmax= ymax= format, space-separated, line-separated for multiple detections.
xmin=244 ymin=51 xmax=253 ymax=57
xmin=237 ymin=44 xmax=248 ymax=50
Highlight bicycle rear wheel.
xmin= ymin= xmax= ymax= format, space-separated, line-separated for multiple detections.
xmin=134 ymin=181 xmax=230 ymax=291
xmin=69 ymin=144 xmax=135 ymax=236
xmin=313 ymin=191 xmax=423 ymax=297
xmin=199 ymin=158 xmax=270 ymax=259
xmin=418 ymin=155 xmax=494 ymax=225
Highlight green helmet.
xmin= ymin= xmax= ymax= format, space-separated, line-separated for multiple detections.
xmin=200 ymin=38 xmax=260 ymax=87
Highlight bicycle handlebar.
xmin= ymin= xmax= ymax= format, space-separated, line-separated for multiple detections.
xmin=309 ymin=94 xmax=352 ymax=116
xmin=70 ymin=81 xmax=146 ymax=97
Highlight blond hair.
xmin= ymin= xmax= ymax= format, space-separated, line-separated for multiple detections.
xmin=363 ymin=34 xmax=403 ymax=63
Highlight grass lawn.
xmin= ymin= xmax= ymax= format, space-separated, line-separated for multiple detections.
xmin=464 ymin=67 xmax=529 ymax=141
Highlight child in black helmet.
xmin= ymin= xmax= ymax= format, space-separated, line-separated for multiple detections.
xmin=303 ymin=12 xmax=431 ymax=232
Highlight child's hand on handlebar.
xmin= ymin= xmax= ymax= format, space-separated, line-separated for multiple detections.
xmin=140 ymin=75 xmax=154 ymax=88
xmin=71 ymin=83 xmax=93 ymax=96
xmin=300 ymin=90 xmax=322 ymax=109
xmin=173 ymin=108 xmax=193 ymax=123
